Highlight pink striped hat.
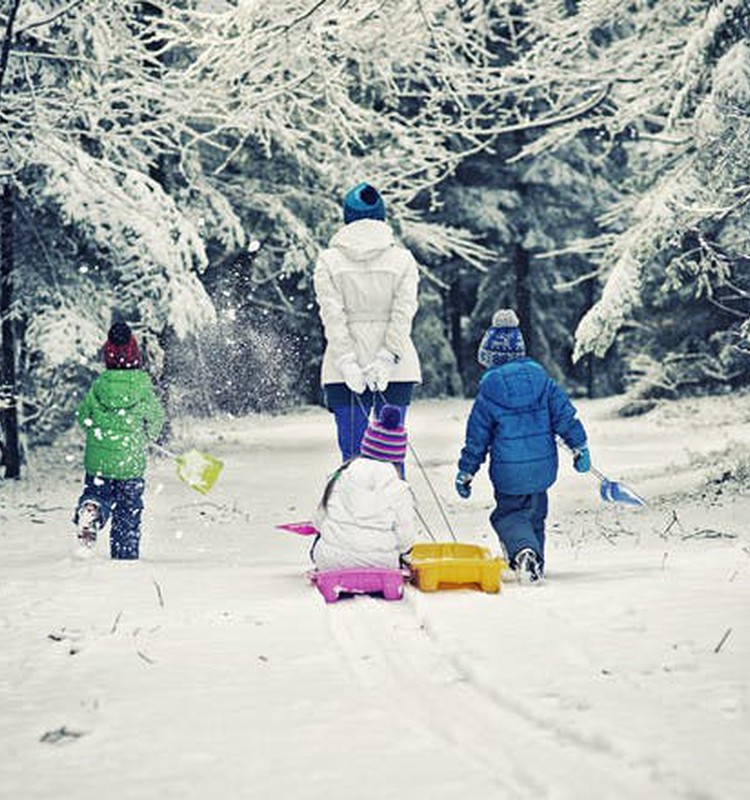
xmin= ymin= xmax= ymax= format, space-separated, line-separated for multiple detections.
xmin=360 ymin=405 xmax=407 ymax=464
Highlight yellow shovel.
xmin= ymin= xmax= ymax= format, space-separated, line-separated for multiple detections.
xmin=153 ymin=443 xmax=224 ymax=494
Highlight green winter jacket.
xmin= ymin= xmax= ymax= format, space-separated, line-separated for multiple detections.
xmin=77 ymin=369 xmax=165 ymax=480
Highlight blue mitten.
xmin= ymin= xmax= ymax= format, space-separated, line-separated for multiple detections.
xmin=455 ymin=470 xmax=473 ymax=499
xmin=573 ymin=447 xmax=591 ymax=473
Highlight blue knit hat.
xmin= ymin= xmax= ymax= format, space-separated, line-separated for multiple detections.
xmin=360 ymin=405 xmax=407 ymax=464
xmin=477 ymin=309 xmax=526 ymax=367
xmin=343 ymin=182 xmax=386 ymax=224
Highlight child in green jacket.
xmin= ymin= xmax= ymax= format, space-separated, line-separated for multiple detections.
xmin=74 ymin=323 xmax=165 ymax=558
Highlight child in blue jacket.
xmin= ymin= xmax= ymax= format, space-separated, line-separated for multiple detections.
xmin=455 ymin=310 xmax=590 ymax=583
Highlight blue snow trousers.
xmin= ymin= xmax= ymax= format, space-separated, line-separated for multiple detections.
xmin=75 ymin=474 xmax=145 ymax=560
xmin=490 ymin=490 xmax=549 ymax=568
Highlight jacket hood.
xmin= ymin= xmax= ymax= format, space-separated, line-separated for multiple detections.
xmin=93 ymin=369 xmax=151 ymax=411
xmin=479 ymin=358 xmax=549 ymax=410
xmin=329 ymin=219 xmax=394 ymax=262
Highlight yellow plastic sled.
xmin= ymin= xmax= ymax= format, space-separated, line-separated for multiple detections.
xmin=406 ymin=542 xmax=507 ymax=594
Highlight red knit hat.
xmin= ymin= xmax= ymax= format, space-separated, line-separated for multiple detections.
xmin=103 ymin=322 xmax=142 ymax=369
xmin=360 ymin=405 xmax=407 ymax=463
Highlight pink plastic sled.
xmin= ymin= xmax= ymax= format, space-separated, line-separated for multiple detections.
xmin=311 ymin=567 xmax=406 ymax=603
xmin=276 ymin=521 xmax=319 ymax=536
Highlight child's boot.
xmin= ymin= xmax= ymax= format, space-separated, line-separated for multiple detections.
xmin=514 ymin=548 xmax=543 ymax=584
xmin=77 ymin=500 xmax=101 ymax=549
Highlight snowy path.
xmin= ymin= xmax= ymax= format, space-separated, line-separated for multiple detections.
xmin=1 ymin=395 xmax=749 ymax=799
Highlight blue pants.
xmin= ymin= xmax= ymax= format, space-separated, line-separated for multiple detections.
xmin=75 ymin=474 xmax=145 ymax=560
xmin=490 ymin=490 xmax=548 ymax=567
xmin=332 ymin=400 xmax=409 ymax=463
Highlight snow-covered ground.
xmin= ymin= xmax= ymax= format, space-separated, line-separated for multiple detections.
xmin=1 ymin=393 xmax=749 ymax=800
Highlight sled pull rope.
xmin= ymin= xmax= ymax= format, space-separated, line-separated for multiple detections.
xmin=407 ymin=440 xmax=458 ymax=541
xmin=413 ymin=500 xmax=438 ymax=542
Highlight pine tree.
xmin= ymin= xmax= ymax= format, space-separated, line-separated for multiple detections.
xmin=157 ymin=1 xmax=530 ymax=407
xmin=1 ymin=1 xmax=243 ymax=442
xmin=507 ymin=0 xmax=750 ymax=394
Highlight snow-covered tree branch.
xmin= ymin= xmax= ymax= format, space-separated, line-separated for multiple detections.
xmin=502 ymin=1 xmax=750 ymax=364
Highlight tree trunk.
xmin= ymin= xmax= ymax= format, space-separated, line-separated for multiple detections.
xmin=448 ymin=277 xmax=464 ymax=382
xmin=0 ymin=181 xmax=20 ymax=478
xmin=0 ymin=1 xmax=22 ymax=98
xmin=514 ymin=244 xmax=532 ymax=355
xmin=584 ymin=275 xmax=595 ymax=398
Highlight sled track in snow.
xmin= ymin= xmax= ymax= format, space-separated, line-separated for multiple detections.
xmin=326 ymin=595 xmax=536 ymax=796
xmin=326 ymin=591 xmax=683 ymax=800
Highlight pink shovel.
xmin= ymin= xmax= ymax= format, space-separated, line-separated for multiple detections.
xmin=276 ymin=521 xmax=319 ymax=536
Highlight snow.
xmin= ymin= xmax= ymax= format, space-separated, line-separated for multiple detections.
xmin=1 ymin=394 xmax=749 ymax=799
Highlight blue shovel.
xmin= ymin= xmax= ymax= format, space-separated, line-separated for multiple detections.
xmin=588 ymin=462 xmax=647 ymax=506
xmin=561 ymin=440 xmax=647 ymax=507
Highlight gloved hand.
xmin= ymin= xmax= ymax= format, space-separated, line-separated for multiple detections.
xmin=364 ymin=348 xmax=397 ymax=392
xmin=336 ymin=353 xmax=366 ymax=394
xmin=573 ymin=446 xmax=591 ymax=473
xmin=455 ymin=470 xmax=473 ymax=499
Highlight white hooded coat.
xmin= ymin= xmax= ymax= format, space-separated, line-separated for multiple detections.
xmin=312 ymin=458 xmax=416 ymax=570
xmin=313 ymin=219 xmax=422 ymax=385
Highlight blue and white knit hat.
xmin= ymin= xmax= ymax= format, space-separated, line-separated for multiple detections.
xmin=343 ymin=182 xmax=386 ymax=224
xmin=360 ymin=405 xmax=407 ymax=464
xmin=477 ymin=309 xmax=526 ymax=368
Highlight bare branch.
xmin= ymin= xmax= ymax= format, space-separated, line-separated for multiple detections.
xmin=713 ymin=628 xmax=732 ymax=654
xmin=15 ymin=0 xmax=86 ymax=36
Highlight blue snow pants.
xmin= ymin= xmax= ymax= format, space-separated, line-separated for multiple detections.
xmin=75 ymin=474 xmax=145 ymax=560
xmin=490 ymin=490 xmax=549 ymax=568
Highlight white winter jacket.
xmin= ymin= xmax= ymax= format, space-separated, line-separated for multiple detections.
xmin=314 ymin=219 xmax=422 ymax=385
xmin=312 ymin=458 xmax=416 ymax=571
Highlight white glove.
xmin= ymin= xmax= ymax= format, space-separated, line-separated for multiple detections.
xmin=336 ymin=353 xmax=366 ymax=394
xmin=364 ymin=348 xmax=397 ymax=392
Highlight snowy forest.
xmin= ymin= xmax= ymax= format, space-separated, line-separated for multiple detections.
xmin=1 ymin=0 xmax=749 ymax=476
xmin=2 ymin=4 xmax=750 ymax=800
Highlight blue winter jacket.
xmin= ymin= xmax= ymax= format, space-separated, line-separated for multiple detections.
xmin=458 ymin=358 xmax=587 ymax=495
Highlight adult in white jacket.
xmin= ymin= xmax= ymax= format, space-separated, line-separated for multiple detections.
xmin=311 ymin=405 xmax=415 ymax=571
xmin=314 ymin=182 xmax=422 ymax=461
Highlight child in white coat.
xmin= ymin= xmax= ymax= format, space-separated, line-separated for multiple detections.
xmin=311 ymin=405 xmax=415 ymax=571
